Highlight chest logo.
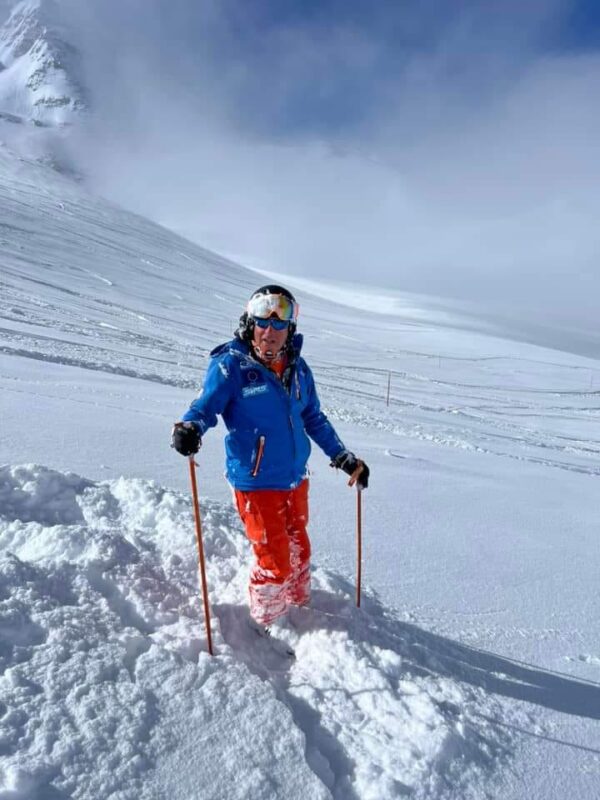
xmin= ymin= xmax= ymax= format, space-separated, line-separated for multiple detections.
xmin=242 ymin=384 xmax=268 ymax=398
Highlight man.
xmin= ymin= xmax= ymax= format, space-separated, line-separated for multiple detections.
xmin=172 ymin=285 xmax=369 ymax=630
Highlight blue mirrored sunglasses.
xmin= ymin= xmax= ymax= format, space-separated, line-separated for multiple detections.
xmin=252 ymin=316 xmax=290 ymax=331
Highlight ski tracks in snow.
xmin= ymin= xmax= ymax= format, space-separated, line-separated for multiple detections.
xmin=0 ymin=464 xmax=567 ymax=800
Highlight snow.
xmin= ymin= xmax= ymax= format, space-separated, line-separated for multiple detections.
xmin=0 ymin=464 xmax=520 ymax=800
xmin=0 ymin=144 xmax=599 ymax=799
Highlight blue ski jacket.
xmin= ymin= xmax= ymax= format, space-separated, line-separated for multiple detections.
xmin=181 ymin=335 xmax=346 ymax=490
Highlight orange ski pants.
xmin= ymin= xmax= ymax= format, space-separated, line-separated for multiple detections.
xmin=234 ymin=479 xmax=311 ymax=625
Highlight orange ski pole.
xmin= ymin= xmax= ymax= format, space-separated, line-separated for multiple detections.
xmin=188 ymin=456 xmax=214 ymax=656
xmin=356 ymin=487 xmax=363 ymax=607
xmin=348 ymin=464 xmax=365 ymax=608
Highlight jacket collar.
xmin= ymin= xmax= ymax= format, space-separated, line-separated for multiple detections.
xmin=211 ymin=333 xmax=304 ymax=361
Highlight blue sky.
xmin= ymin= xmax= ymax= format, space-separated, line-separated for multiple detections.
xmin=558 ymin=0 xmax=600 ymax=49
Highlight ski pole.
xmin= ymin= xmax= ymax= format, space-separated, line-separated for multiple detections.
xmin=356 ymin=486 xmax=362 ymax=607
xmin=188 ymin=456 xmax=214 ymax=656
xmin=347 ymin=464 xmax=365 ymax=607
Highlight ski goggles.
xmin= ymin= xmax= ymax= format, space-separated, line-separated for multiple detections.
xmin=246 ymin=292 xmax=299 ymax=323
xmin=252 ymin=316 xmax=290 ymax=331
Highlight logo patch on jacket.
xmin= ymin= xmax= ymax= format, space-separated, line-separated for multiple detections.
xmin=242 ymin=384 xmax=268 ymax=398
xmin=241 ymin=368 xmax=268 ymax=398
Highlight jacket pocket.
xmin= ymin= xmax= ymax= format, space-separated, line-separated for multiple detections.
xmin=251 ymin=435 xmax=266 ymax=477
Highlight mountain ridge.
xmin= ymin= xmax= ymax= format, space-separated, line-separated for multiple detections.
xmin=0 ymin=0 xmax=85 ymax=169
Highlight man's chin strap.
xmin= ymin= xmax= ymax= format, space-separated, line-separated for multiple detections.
xmin=253 ymin=344 xmax=285 ymax=363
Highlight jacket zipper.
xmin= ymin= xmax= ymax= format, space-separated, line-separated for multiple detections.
xmin=288 ymin=413 xmax=297 ymax=474
xmin=248 ymin=357 xmax=298 ymax=481
xmin=251 ymin=435 xmax=266 ymax=477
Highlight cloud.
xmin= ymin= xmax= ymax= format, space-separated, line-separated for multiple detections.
xmin=66 ymin=0 xmax=600 ymax=349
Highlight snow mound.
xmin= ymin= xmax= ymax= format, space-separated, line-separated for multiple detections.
xmin=0 ymin=463 xmax=91 ymax=525
xmin=0 ymin=465 xmax=521 ymax=799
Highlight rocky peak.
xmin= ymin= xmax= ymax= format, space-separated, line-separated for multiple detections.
xmin=0 ymin=0 xmax=86 ymax=126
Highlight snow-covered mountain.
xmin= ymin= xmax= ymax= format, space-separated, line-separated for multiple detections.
xmin=0 ymin=0 xmax=85 ymax=124
xmin=1 ymin=143 xmax=599 ymax=799
xmin=0 ymin=0 xmax=85 ymax=169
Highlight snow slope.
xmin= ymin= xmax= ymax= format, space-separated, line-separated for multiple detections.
xmin=1 ymin=146 xmax=600 ymax=799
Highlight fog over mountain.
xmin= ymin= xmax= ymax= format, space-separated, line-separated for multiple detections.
xmin=1 ymin=0 xmax=598 ymax=355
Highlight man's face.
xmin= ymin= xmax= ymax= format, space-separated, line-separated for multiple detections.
xmin=251 ymin=317 xmax=289 ymax=362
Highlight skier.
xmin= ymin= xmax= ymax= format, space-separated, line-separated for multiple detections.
xmin=172 ymin=285 xmax=369 ymax=631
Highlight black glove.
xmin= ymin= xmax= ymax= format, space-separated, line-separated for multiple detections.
xmin=330 ymin=450 xmax=370 ymax=490
xmin=171 ymin=422 xmax=201 ymax=456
